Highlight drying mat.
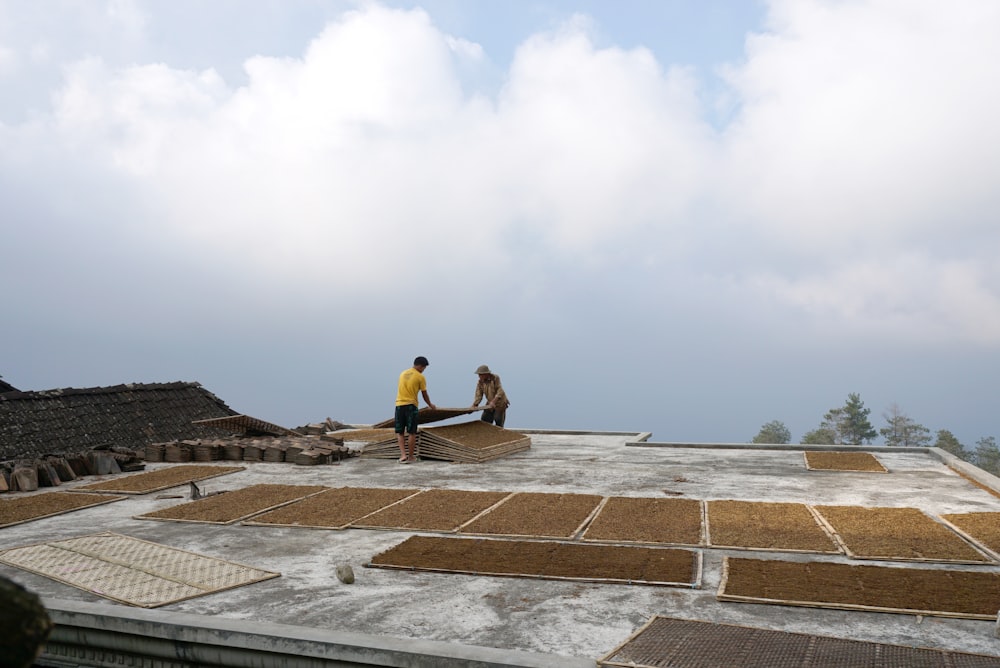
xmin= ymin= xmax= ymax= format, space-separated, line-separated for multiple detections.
xmin=350 ymin=489 xmax=512 ymax=532
xmin=598 ymin=615 xmax=1000 ymax=668
xmin=357 ymin=435 xmax=413 ymax=460
xmin=418 ymin=421 xmax=532 ymax=463
xmin=135 ymin=484 xmax=328 ymax=525
xmin=192 ymin=414 xmax=300 ymax=436
xmin=804 ymin=451 xmax=887 ymax=472
xmin=458 ymin=492 xmax=604 ymax=539
xmin=940 ymin=512 xmax=1000 ymax=560
xmin=0 ymin=532 xmax=279 ymax=608
xmin=243 ymin=487 xmax=420 ymax=529
xmin=0 ymin=492 xmax=126 ymax=529
xmin=582 ymin=497 xmax=703 ymax=546
xmin=371 ymin=407 xmax=483 ymax=429
xmin=718 ymin=556 xmax=1000 ymax=620
xmin=71 ymin=465 xmax=245 ymax=495
xmin=706 ymin=501 xmax=840 ymax=554
xmin=328 ymin=428 xmax=397 ymax=443
xmin=368 ymin=535 xmax=701 ymax=587
xmin=813 ymin=505 xmax=991 ymax=563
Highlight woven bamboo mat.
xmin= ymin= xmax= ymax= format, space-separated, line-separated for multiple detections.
xmin=328 ymin=428 xmax=397 ymax=443
xmin=350 ymin=489 xmax=512 ymax=532
xmin=813 ymin=505 xmax=992 ymax=563
xmin=357 ymin=436 xmax=409 ymax=459
xmin=370 ymin=407 xmax=483 ymax=429
xmin=718 ymin=556 xmax=1000 ymax=620
xmin=135 ymin=484 xmax=328 ymax=525
xmin=368 ymin=535 xmax=702 ymax=587
xmin=458 ymin=492 xmax=604 ymax=539
xmin=243 ymin=487 xmax=421 ymax=529
xmin=581 ymin=497 xmax=704 ymax=546
xmin=0 ymin=532 xmax=279 ymax=608
xmin=599 ymin=615 xmax=1000 ymax=667
xmin=706 ymin=501 xmax=840 ymax=554
xmin=191 ymin=414 xmax=300 ymax=436
xmin=940 ymin=512 xmax=1000 ymax=560
xmin=804 ymin=451 xmax=887 ymax=472
xmin=71 ymin=465 xmax=245 ymax=495
xmin=357 ymin=421 xmax=531 ymax=463
xmin=419 ymin=421 xmax=531 ymax=463
xmin=0 ymin=492 xmax=126 ymax=529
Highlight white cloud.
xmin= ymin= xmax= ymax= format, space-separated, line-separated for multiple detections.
xmin=749 ymin=254 xmax=1000 ymax=344
xmin=2 ymin=0 xmax=999 ymax=347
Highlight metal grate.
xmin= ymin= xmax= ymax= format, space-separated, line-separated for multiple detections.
xmin=599 ymin=616 xmax=1000 ymax=668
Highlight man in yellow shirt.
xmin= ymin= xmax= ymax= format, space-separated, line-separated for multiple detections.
xmin=395 ymin=356 xmax=436 ymax=463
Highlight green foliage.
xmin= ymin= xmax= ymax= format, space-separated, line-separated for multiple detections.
xmin=974 ymin=436 xmax=1000 ymax=476
xmin=751 ymin=420 xmax=791 ymax=444
xmin=840 ymin=393 xmax=878 ymax=445
xmin=879 ymin=404 xmax=931 ymax=447
xmin=933 ymin=429 xmax=966 ymax=459
xmin=805 ymin=393 xmax=877 ymax=445
xmin=801 ymin=428 xmax=837 ymax=445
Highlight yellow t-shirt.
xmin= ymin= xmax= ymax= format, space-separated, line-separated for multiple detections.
xmin=396 ymin=368 xmax=427 ymax=406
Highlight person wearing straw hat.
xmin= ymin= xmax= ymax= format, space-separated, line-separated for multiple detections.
xmin=395 ymin=356 xmax=436 ymax=463
xmin=471 ymin=364 xmax=510 ymax=427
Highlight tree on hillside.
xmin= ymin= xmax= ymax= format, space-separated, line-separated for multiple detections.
xmin=816 ymin=407 xmax=845 ymax=444
xmin=804 ymin=394 xmax=877 ymax=445
xmin=751 ymin=420 xmax=791 ymax=444
xmin=974 ymin=436 xmax=1000 ymax=476
xmin=801 ymin=428 xmax=837 ymax=445
xmin=879 ymin=403 xmax=931 ymax=447
xmin=934 ymin=430 xmax=967 ymax=459
xmin=839 ymin=393 xmax=877 ymax=444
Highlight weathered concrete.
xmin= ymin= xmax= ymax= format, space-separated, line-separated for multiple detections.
xmin=2 ymin=430 xmax=1000 ymax=665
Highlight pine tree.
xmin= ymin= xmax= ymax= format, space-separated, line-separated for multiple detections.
xmin=934 ymin=429 xmax=966 ymax=459
xmin=879 ymin=404 xmax=931 ymax=447
xmin=840 ymin=393 xmax=877 ymax=445
xmin=974 ymin=436 xmax=1000 ymax=475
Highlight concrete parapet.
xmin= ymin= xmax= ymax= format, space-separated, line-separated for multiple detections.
xmin=38 ymin=598 xmax=593 ymax=668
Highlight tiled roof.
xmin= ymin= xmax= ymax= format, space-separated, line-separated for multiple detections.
xmin=0 ymin=377 xmax=17 ymax=393
xmin=0 ymin=382 xmax=238 ymax=460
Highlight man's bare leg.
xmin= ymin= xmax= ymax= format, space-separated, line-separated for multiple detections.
xmin=407 ymin=433 xmax=417 ymax=461
xmin=397 ymin=433 xmax=408 ymax=462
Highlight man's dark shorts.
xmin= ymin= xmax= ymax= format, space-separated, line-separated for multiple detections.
xmin=395 ymin=404 xmax=419 ymax=434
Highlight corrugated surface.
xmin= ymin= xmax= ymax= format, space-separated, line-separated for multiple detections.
xmin=600 ymin=616 xmax=1000 ymax=668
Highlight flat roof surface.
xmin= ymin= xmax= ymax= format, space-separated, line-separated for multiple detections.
xmin=3 ymin=430 xmax=1000 ymax=662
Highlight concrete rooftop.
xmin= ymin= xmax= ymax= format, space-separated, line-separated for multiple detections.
xmin=4 ymin=429 xmax=1000 ymax=665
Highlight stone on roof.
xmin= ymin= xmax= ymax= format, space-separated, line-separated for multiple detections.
xmin=0 ymin=381 xmax=237 ymax=461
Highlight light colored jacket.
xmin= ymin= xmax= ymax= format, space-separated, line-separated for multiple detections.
xmin=473 ymin=374 xmax=509 ymax=409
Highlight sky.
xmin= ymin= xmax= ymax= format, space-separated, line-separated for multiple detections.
xmin=1 ymin=0 xmax=998 ymax=446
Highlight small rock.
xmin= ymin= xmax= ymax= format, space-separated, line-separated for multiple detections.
xmin=335 ymin=564 xmax=355 ymax=584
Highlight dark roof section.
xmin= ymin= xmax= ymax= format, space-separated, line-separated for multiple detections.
xmin=0 ymin=381 xmax=238 ymax=460
xmin=0 ymin=376 xmax=17 ymax=393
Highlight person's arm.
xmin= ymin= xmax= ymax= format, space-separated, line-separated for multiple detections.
xmin=421 ymin=389 xmax=436 ymax=410
xmin=491 ymin=381 xmax=508 ymax=408
xmin=486 ymin=377 xmax=507 ymax=409
xmin=472 ymin=381 xmax=483 ymax=407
